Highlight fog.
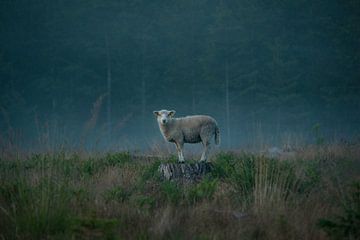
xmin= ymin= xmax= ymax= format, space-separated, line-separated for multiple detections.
xmin=0 ymin=0 xmax=359 ymax=151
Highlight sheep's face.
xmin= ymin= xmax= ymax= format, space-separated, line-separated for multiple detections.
xmin=153 ymin=110 xmax=176 ymax=125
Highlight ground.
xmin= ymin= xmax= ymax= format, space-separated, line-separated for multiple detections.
xmin=0 ymin=144 xmax=359 ymax=239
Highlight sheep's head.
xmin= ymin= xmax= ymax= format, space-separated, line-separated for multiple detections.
xmin=153 ymin=109 xmax=176 ymax=125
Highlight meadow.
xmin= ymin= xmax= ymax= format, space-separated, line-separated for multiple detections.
xmin=0 ymin=143 xmax=359 ymax=239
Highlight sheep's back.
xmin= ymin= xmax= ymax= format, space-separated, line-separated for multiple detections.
xmin=171 ymin=115 xmax=217 ymax=143
xmin=176 ymin=115 xmax=217 ymax=132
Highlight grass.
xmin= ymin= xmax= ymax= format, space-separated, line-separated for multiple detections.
xmin=0 ymin=144 xmax=359 ymax=239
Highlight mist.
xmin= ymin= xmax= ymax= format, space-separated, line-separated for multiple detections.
xmin=1 ymin=0 xmax=359 ymax=151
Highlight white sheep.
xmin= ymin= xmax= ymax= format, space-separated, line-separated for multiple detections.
xmin=153 ymin=109 xmax=220 ymax=163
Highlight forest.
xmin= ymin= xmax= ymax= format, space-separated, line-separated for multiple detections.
xmin=0 ymin=0 xmax=359 ymax=150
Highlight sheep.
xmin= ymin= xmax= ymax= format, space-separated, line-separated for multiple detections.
xmin=153 ymin=109 xmax=220 ymax=163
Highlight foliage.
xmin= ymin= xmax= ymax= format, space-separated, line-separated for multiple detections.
xmin=0 ymin=176 xmax=73 ymax=239
xmin=0 ymin=148 xmax=359 ymax=239
xmin=71 ymin=216 xmax=120 ymax=240
xmin=318 ymin=182 xmax=360 ymax=240
xmin=187 ymin=177 xmax=218 ymax=204
xmin=212 ymin=152 xmax=256 ymax=196
xmin=160 ymin=181 xmax=182 ymax=205
xmin=104 ymin=186 xmax=130 ymax=203
xmin=135 ymin=195 xmax=156 ymax=211
xmin=104 ymin=152 xmax=132 ymax=167
xmin=140 ymin=160 xmax=162 ymax=183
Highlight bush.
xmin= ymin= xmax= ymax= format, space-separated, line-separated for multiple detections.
xmin=0 ymin=147 xmax=358 ymax=240
xmin=140 ymin=160 xmax=162 ymax=183
xmin=187 ymin=177 xmax=218 ymax=204
xmin=81 ymin=158 xmax=101 ymax=176
xmin=104 ymin=186 xmax=131 ymax=203
xmin=0 ymin=177 xmax=73 ymax=239
xmin=318 ymin=182 xmax=360 ymax=240
xmin=212 ymin=153 xmax=256 ymax=204
xmin=71 ymin=216 xmax=119 ymax=240
xmin=104 ymin=152 xmax=132 ymax=167
xmin=135 ymin=195 xmax=156 ymax=211
xmin=160 ymin=181 xmax=182 ymax=205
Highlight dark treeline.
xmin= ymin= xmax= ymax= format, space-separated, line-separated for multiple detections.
xmin=0 ymin=0 xmax=359 ymax=150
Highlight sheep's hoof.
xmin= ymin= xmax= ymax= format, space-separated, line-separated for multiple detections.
xmin=178 ymin=160 xmax=185 ymax=164
xmin=199 ymin=159 xmax=207 ymax=163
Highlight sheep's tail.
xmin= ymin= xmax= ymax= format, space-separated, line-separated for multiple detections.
xmin=215 ymin=125 xmax=220 ymax=145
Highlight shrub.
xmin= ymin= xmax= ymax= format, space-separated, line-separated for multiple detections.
xmin=187 ymin=177 xmax=218 ymax=204
xmin=104 ymin=186 xmax=131 ymax=203
xmin=297 ymin=158 xmax=322 ymax=194
xmin=140 ymin=160 xmax=161 ymax=183
xmin=253 ymin=157 xmax=298 ymax=213
xmin=160 ymin=181 xmax=182 ymax=205
xmin=104 ymin=152 xmax=132 ymax=167
xmin=135 ymin=195 xmax=156 ymax=211
xmin=81 ymin=158 xmax=97 ymax=176
xmin=0 ymin=177 xmax=73 ymax=239
xmin=318 ymin=182 xmax=360 ymax=240
xmin=71 ymin=216 xmax=119 ymax=240
xmin=212 ymin=152 xmax=256 ymax=203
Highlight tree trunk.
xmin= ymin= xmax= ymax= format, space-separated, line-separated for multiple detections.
xmin=158 ymin=162 xmax=213 ymax=182
xmin=225 ymin=59 xmax=230 ymax=148
xmin=105 ymin=32 xmax=112 ymax=145
xmin=141 ymin=32 xmax=147 ymax=132
xmin=192 ymin=78 xmax=196 ymax=114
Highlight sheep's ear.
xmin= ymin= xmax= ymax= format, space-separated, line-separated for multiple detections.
xmin=169 ymin=110 xmax=176 ymax=117
xmin=153 ymin=111 xmax=160 ymax=117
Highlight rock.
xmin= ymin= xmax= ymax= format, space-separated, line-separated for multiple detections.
xmin=158 ymin=162 xmax=213 ymax=182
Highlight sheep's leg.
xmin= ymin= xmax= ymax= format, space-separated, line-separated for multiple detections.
xmin=200 ymin=127 xmax=213 ymax=162
xmin=200 ymin=142 xmax=210 ymax=162
xmin=175 ymin=142 xmax=185 ymax=163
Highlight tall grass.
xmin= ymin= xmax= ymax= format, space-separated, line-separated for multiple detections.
xmin=0 ymin=144 xmax=359 ymax=239
xmin=0 ymin=155 xmax=73 ymax=239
